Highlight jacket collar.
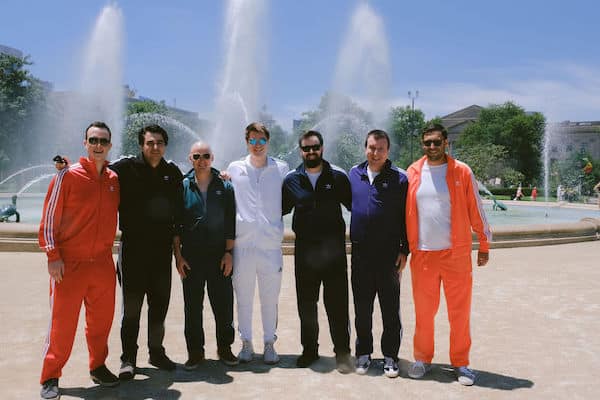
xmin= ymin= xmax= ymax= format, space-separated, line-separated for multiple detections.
xmin=295 ymin=159 xmax=332 ymax=177
xmin=357 ymin=159 xmax=392 ymax=177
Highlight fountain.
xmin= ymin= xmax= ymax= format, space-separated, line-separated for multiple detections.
xmin=48 ymin=4 xmax=125 ymax=162
xmin=210 ymin=0 xmax=268 ymax=167
xmin=477 ymin=181 xmax=508 ymax=211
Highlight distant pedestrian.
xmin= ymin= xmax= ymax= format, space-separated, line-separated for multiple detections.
xmin=531 ymin=186 xmax=538 ymax=201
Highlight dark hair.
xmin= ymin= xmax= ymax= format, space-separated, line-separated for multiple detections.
xmin=138 ymin=124 xmax=169 ymax=146
xmin=422 ymin=123 xmax=448 ymax=139
xmin=364 ymin=129 xmax=390 ymax=149
xmin=298 ymin=130 xmax=323 ymax=147
xmin=85 ymin=121 xmax=111 ymax=140
xmin=245 ymin=122 xmax=270 ymax=141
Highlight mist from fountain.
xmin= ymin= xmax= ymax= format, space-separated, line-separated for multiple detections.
xmin=210 ymin=0 xmax=268 ymax=167
xmin=51 ymin=4 xmax=125 ymax=161
xmin=0 ymin=165 xmax=54 ymax=187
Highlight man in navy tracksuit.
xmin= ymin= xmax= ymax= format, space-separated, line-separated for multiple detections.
xmin=282 ymin=130 xmax=353 ymax=373
xmin=349 ymin=129 xmax=409 ymax=378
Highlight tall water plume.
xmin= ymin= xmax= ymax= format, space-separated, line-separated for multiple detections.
xmin=211 ymin=0 xmax=268 ymax=166
xmin=313 ymin=2 xmax=391 ymax=169
xmin=52 ymin=4 xmax=125 ymax=160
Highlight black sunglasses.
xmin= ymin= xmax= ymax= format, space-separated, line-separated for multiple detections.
xmin=192 ymin=153 xmax=211 ymax=160
xmin=423 ymin=139 xmax=443 ymax=147
xmin=88 ymin=137 xmax=111 ymax=146
xmin=300 ymin=144 xmax=321 ymax=152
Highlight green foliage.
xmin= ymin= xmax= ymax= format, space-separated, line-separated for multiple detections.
xmin=0 ymin=54 xmax=45 ymax=171
xmin=386 ymin=106 xmax=425 ymax=168
xmin=552 ymin=150 xmax=600 ymax=196
xmin=121 ymin=99 xmax=170 ymax=156
xmin=454 ymin=143 xmax=507 ymax=181
xmin=456 ymin=102 xmax=545 ymax=185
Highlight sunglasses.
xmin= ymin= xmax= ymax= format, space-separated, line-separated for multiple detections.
xmin=248 ymin=137 xmax=267 ymax=146
xmin=423 ymin=139 xmax=443 ymax=147
xmin=87 ymin=137 xmax=111 ymax=146
xmin=300 ymin=144 xmax=321 ymax=152
xmin=192 ymin=153 xmax=211 ymax=160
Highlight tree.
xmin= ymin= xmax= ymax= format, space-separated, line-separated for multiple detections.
xmin=454 ymin=143 xmax=507 ymax=182
xmin=386 ymin=106 xmax=425 ymax=168
xmin=0 ymin=54 xmax=45 ymax=174
xmin=456 ymin=102 xmax=545 ymax=185
xmin=122 ymin=99 xmax=170 ymax=156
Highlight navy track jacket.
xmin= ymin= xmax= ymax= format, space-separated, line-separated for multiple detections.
xmin=349 ymin=159 xmax=409 ymax=257
xmin=282 ymin=160 xmax=351 ymax=240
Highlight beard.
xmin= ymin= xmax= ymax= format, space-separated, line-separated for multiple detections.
xmin=304 ymin=155 xmax=322 ymax=168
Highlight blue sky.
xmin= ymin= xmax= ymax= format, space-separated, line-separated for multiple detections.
xmin=2 ymin=0 xmax=599 ymax=129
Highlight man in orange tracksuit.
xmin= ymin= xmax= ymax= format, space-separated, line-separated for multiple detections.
xmin=406 ymin=123 xmax=491 ymax=386
xmin=38 ymin=122 xmax=120 ymax=400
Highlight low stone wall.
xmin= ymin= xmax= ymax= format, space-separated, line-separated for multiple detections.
xmin=2 ymin=218 xmax=599 ymax=253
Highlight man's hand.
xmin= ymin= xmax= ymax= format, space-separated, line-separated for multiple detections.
xmin=219 ymin=171 xmax=231 ymax=181
xmin=221 ymin=252 xmax=233 ymax=277
xmin=477 ymin=251 xmax=489 ymax=267
xmin=395 ymin=252 xmax=407 ymax=272
xmin=48 ymin=259 xmax=65 ymax=283
xmin=176 ymin=255 xmax=191 ymax=279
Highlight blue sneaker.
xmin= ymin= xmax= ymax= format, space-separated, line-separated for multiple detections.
xmin=355 ymin=354 xmax=371 ymax=375
xmin=455 ymin=366 xmax=476 ymax=386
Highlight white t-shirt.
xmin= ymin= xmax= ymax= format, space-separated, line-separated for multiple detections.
xmin=306 ymin=171 xmax=321 ymax=189
xmin=416 ymin=161 xmax=451 ymax=250
xmin=366 ymin=166 xmax=380 ymax=185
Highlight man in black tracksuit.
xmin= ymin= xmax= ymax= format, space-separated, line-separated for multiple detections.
xmin=282 ymin=130 xmax=353 ymax=373
xmin=110 ymin=125 xmax=184 ymax=379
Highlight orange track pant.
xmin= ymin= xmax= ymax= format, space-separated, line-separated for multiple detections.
xmin=410 ymin=249 xmax=472 ymax=367
xmin=40 ymin=255 xmax=116 ymax=383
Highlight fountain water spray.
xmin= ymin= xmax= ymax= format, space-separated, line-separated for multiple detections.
xmin=211 ymin=0 xmax=268 ymax=167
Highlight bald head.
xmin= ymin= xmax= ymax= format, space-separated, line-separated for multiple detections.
xmin=189 ymin=141 xmax=212 ymax=155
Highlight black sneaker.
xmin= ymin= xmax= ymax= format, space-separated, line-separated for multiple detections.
xmin=218 ymin=347 xmax=239 ymax=366
xmin=149 ymin=353 xmax=176 ymax=371
xmin=335 ymin=353 xmax=354 ymax=374
xmin=90 ymin=365 xmax=119 ymax=387
xmin=40 ymin=378 xmax=59 ymax=399
xmin=296 ymin=351 xmax=319 ymax=368
xmin=119 ymin=360 xmax=136 ymax=380
xmin=183 ymin=352 xmax=205 ymax=370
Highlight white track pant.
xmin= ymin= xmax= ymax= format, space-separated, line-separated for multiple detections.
xmin=232 ymin=247 xmax=283 ymax=343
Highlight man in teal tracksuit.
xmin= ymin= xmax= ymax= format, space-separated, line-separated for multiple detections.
xmin=173 ymin=141 xmax=238 ymax=369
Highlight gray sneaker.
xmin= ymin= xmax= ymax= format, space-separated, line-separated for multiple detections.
xmin=455 ymin=366 xmax=476 ymax=386
xmin=383 ymin=357 xmax=399 ymax=378
xmin=238 ymin=340 xmax=254 ymax=363
xmin=408 ymin=360 xmax=431 ymax=379
xmin=40 ymin=378 xmax=59 ymax=399
xmin=119 ymin=361 xmax=135 ymax=380
xmin=355 ymin=354 xmax=371 ymax=375
xmin=263 ymin=341 xmax=280 ymax=364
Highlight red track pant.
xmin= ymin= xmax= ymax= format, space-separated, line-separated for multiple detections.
xmin=410 ymin=249 xmax=472 ymax=367
xmin=40 ymin=255 xmax=116 ymax=383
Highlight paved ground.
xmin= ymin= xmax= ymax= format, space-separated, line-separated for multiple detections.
xmin=2 ymin=241 xmax=599 ymax=399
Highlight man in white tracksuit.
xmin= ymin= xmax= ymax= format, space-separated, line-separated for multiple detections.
xmin=227 ymin=122 xmax=289 ymax=364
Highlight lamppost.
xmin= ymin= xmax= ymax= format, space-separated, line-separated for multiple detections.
xmin=408 ymin=90 xmax=419 ymax=163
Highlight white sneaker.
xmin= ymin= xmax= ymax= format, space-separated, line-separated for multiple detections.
xmin=238 ymin=340 xmax=254 ymax=363
xmin=263 ymin=341 xmax=280 ymax=364
xmin=455 ymin=366 xmax=476 ymax=386
xmin=383 ymin=357 xmax=399 ymax=378
xmin=408 ymin=360 xmax=431 ymax=379
xmin=355 ymin=354 xmax=371 ymax=375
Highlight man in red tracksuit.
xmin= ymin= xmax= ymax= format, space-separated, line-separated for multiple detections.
xmin=406 ymin=123 xmax=491 ymax=386
xmin=38 ymin=121 xmax=120 ymax=400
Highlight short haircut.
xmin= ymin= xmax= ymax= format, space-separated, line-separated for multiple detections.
xmin=422 ymin=123 xmax=448 ymax=139
xmin=364 ymin=129 xmax=390 ymax=149
xmin=298 ymin=130 xmax=323 ymax=147
xmin=245 ymin=122 xmax=270 ymax=141
xmin=138 ymin=124 xmax=169 ymax=146
xmin=85 ymin=121 xmax=111 ymax=140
